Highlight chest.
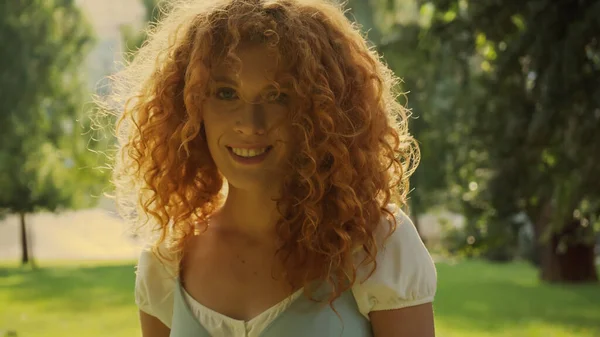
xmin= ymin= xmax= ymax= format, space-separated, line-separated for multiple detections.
xmin=170 ymin=279 xmax=373 ymax=337
xmin=180 ymin=231 xmax=296 ymax=321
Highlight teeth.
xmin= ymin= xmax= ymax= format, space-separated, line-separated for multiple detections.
xmin=231 ymin=147 xmax=269 ymax=157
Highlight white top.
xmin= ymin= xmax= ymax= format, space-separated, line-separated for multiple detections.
xmin=134 ymin=205 xmax=437 ymax=337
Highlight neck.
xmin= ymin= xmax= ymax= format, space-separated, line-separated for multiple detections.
xmin=213 ymin=182 xmax=281 ymax=241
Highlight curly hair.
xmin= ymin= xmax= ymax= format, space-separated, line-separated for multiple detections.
xmin=106 ymin=0 xmax=419 ymax=305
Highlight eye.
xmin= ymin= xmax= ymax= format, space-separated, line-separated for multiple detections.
xmin=215 ymin=87 xmax=239 ymax=101
xmin=265 ymin=91 xmax=290 ymax=104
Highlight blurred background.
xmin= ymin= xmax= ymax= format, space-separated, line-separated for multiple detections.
xmin=0 ymin=0 xmax=599 ymax=336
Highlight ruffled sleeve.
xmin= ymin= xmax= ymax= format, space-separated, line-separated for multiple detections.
xmin=134 ymin=244 xmax=178 ymax=328
xmin=352 ymin=205 xmax=437 ymax=319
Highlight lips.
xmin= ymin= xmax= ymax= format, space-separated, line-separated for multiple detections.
xmin=226 ymin=145 xmax=273 ymax=164
xmin=229 ymin=147 xmax=270 ymax=158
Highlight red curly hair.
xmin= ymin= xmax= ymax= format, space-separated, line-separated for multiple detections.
xmin=107 ymin=0 xmax=419 ymax=304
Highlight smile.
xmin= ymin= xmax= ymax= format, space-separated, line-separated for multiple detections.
xmin=230 ymin=147 xmax=270 ymax=157
xmin=226 ymin=145 xmax=273 ymax=165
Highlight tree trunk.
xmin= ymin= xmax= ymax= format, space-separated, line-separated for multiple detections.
xmin=408 ymin=199 xmax=425 ymax=244
xmin=20 ymin=212 xmax=29 ymax=265
xmin=534 ymin=203 xmax=598 ymax=283
xmin=27 ymin=215 xmax=36 ymax=268
xmin=413 ymin=213 xmax=423 ymax=237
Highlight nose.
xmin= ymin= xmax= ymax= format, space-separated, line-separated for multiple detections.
xmin=234 ymin=103 xmax=267 ymax=135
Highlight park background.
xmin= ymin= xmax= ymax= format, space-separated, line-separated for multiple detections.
xmin=1 ymin=0 xmax=599 ymax=336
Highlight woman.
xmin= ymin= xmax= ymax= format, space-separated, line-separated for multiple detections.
xmin=108 ymin=0 xmax=437 ymax=336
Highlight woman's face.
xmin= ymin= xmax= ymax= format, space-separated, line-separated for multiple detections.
xmin=202 ymin=46 xmax=294 ymax=193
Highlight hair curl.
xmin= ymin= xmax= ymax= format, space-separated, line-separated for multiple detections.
xmin=105 ymin=0 xmax=419 ymax=306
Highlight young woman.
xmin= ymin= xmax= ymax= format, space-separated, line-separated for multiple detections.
xmin=108 ymin=0 xmax=437 ymax=336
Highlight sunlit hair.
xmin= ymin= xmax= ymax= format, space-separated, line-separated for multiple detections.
xmin=105 ymin=0 xmax=419 ymax=305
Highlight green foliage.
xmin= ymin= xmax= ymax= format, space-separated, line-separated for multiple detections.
xmin=120 ymin=0 xmax=161 ymax=60
xmin=347 ymin=0 xmax=600 ymax=270
xmin=423 ymin=0 xmax=600 ymax=251
xmin=352 ymin=0 xmax=490 ymax=222
xmin=441 ymin=216 xmax=519 ymax=262
xmin=0 ymin=0 xmax=106 ymax=215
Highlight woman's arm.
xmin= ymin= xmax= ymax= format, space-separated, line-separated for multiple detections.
xmin=369 ymin=303 xmax=435 ymax=337
xmin=139 ymin=310 xmax=171 ymax=337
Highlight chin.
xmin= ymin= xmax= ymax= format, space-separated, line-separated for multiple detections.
xmin=225 ymin=173 xmax=281 ymax=193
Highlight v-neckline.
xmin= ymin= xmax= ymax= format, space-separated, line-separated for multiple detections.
xmin=175 ymin=278 xmax=306 ymax=335
xmin=179 ymin=278 xmax=305 ymax=323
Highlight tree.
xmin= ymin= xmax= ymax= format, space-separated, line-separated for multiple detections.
xmin=120 ymin=0 xmax=161 ymax=60
xmin=423 ymin=0 xmax=599 ymax=282
xmin=0 ymin=0 xmax=105 ymax=265
xmin=349 ymin=0 xmax=599 ymax=282
xmin=346 ymin=0 xmax=466 ymax=238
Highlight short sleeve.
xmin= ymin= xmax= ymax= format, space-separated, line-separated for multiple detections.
xmin=352 ymin=205 xmax=437 ymax=319
xmin=134 ymin=244 xmax=177 ymax=328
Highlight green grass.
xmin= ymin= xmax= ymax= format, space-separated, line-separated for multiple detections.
xmin=434 ymin=260 xmax=600 ymax=337
xmin=0 ymin=261 xmax=139 ymax=337
xmin=0 ymin=259 xmax=599 ymax=337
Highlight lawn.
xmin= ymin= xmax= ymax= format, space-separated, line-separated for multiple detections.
xmin=0 ymin=261 xmax=139 ymax=337
xmin=1 ymin=259 xmax=599 ymax=337
xmin=434 ymin=260 xmax=600 ymax=337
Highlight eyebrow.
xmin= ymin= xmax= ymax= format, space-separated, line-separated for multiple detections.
xmin=211 ymin=75 xmax=238 ymax=86
xmin=211 ymin=74 xmax=293 ymax=90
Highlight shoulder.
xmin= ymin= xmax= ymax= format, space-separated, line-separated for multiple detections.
xmin=134 ymin=242 xmax=178 ymax=328
xmin=352 ymin=204 xmax=437 ymax=319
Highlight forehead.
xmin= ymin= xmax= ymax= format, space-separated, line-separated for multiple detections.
xmin=211 ymin=45 xmax=287 ymax=81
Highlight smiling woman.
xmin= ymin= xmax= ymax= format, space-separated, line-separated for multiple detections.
xmin=203 ymin=46 xmax=295 ymax=192
xmin=101 ymin=0 xmax=436 ymax=336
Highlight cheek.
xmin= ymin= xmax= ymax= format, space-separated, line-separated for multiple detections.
xmin=202 ymin=103 xmax=228 ymax=149
xmin=272 ymin=122 xmax=295 ymax=155
xmin=278 ymin=123 xmax=294 ymax=143
xmin=266 ymin=112 xmax=289 ymax=137
xmin=265 ymin=103 xmax=291 ymax=126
